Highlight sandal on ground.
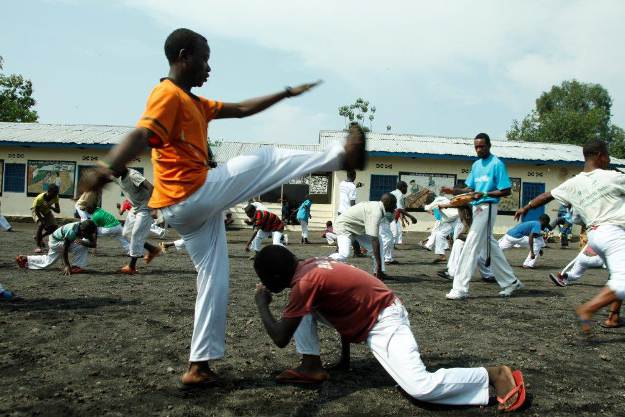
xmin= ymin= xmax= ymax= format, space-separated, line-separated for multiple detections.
xmin=275 ymin=368 xmax=329 ymax=385
xmin=600 ymin=316 xmax=625 ymax=328
xmin=497 ymin=370 xmax=526 ymax=412
xmin=178 ymin=371 xmax=218 ymax=390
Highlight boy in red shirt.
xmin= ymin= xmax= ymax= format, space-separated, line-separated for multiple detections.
xmin=253 ymin=245 xmax=527 ymax=412
xmin=82 ymin=28 xmax=366 ymax=387
xmin=244 ymin=205 xmax=284 ymax=259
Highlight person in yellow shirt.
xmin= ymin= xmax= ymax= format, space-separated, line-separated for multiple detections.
xmin=31 ymin=184 xmax=60 ymax=252
xmin=82 ymin=28 xmax=366 ymax=388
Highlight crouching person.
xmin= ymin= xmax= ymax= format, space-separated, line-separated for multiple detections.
xmin=16 ymin=220 xmax=97 ymax=275
xmin=253 ymin=245 xmax=527 ymax=412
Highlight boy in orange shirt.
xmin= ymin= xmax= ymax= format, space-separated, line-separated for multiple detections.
xmin=83 ymin=28 xmax=366 ymax=387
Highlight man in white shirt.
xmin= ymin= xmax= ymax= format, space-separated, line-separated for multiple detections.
xmin=390 ymin=181 xmax=408 ymax=244
xmin=329 ymin=194 xmax=397 ymax=280
xmin=338 ymin=170 xmax=364 ymax=257
xmin=515 ymin=139 xmax=625 ymax=334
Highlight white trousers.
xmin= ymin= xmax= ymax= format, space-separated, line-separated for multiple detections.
xmin=294 ymin=300 xmax=489 ymax=405
xmin=300 ymin=220 xmax=309 ymax=239
xmin=251 ymin=230 xmax=283 ymax=252
xmin=0 ymin=215 xmax=11 ymax=231
xmin=379 ymin=219 xmax=395 ymax=262
xmin=497 ymin=234 xmax=545 ymax=268
xmin=329 ymin=233 xmax=386 ymax=273
xmin=325 ymin=232 xmax=337 ymax=245
xmin=27 ymin=238 xmax=88 ymax=269
xmin=74 ymin=203 xmax=91 ymax=221
xmin=587 ymin=225 xmax=625 ymax=299
xmin=122 ymin=209 xmax=152 ymax=257
xmin=564 ymin=251 xmax=605 ymax=283
xmin=433 ymin=221 xmax=453 ymax=255
xmin=452 ymin=204 xmax=517 ymax=293
xmin=173 ymin=238 xmax=186 ymax=252
xmin=160 ymin=144 xmax=345 ymax=361
xmin=452 ymin=219 xmax=464 ymax=240
xmin=97 ymin=224 xmax=130 ymax=253
xmin=448 ymin=239 xmax=493 ymax=279
xmin=424 ymin=220 xmax=441 ymax=250
xmin=390 ymin=219 xmax=403 ymax=244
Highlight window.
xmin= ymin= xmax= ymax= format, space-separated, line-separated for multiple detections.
xmin=369 ymin=174 xmax=397 ymax=201
xmin=4 ymin=163 xmax=26 ymax=193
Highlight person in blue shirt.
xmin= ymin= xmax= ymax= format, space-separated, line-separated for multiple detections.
xmin=440 ymin=133 xmax=523 ymax=300
xmin=484 ymin=214 xmax=551 ymax=271
xmin=551 ymin=204 xmax=573 ymax=248
xmin=296 ymin=197 xmax=313 ymax=244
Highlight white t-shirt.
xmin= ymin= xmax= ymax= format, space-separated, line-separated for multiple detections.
xmin=551 ymin=169 xmax=625 ymax=227
xmin=338 ymin=181 xmax=357 ymax=214
xmin=390 ymin=189 xmax=406 ymax=209
xmin=336 ymin=201 xmax=385 ymax=237
xmin=116 ymin=168 xmax=150 ymax=211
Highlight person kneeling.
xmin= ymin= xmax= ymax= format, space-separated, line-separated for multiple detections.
xmin=253 ymin=245 xmax=527 ymax=412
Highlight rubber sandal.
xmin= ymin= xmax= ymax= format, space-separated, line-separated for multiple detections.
xmin=497 ymin=370 xmax=526 ymax=412
xmin=275 ymin=368 xmax=329 ymax=385
xmin=600 ymin=317 xmax=625 ymax=329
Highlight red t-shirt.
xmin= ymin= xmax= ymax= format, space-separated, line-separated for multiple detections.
xmin=282 ymin=258 xmax=396 ymax=343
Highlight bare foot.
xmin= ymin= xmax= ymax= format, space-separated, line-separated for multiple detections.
xmin=488 ymin=366 xmax=517 ymax=410
xmin=576 ymin=306 xmax=593 ymax=335
xmin=342 ymin=124 xmax=367 ymax=170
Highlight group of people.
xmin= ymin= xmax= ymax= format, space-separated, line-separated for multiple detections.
xmin=6 ymin=27 xmax=625 ymax=413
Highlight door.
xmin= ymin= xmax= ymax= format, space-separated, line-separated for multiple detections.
xmin=521 ymin=182 xmax=545 ymax=221
xmin=369 ymin=174 xmax=397 ymax=201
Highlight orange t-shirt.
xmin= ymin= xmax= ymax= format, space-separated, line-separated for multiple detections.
xmin=136 ymin=79 xmax=223 ymax=208
xmin=282 ymin=258 xmax=396 ymax=343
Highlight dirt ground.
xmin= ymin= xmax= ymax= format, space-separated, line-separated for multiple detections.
xmin=2 ymin=222 xmax=625 ymax=417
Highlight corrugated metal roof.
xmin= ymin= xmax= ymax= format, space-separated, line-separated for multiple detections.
xmin=319 ymin=130 xmax=625 ymax=166
xmin=0 ymin=122 xmax=132 ymax=145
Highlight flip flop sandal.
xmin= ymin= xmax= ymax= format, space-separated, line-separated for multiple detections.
xmin=275 ymin=368 xmax=329 ymax=385
xmin=600 ymin=317 xmax=625 ymax=328
xmin=497 ymin=370 xmax=526 ymax=412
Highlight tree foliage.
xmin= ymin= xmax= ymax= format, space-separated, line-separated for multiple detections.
xmin=338 ymin=98 xmax=375 ymax=131
xmin=507 ymin=80 xmax=625 ymax=158
xmin=0 ymin=56 xmax=38 ymax=123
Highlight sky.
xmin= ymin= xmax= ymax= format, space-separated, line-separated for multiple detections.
xmin=2 ymin=0 xmax=625 ymax=144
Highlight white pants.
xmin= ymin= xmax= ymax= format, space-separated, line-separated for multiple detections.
xmin=390 ymin=219 xmax=403 ymax=244
xmin=97 ymin=224 xmax=130 ymax=253
xmin=325 ymin=232 xmax=337 ymax=245
xmin=0 ymin=215 xmax=11 ymax=231
xmin=74 ymin=203 xmax=91 ymax=221
xmin=452 ymin=204 xmax=517 ymax=293
xmin=294 ymin=300 xmax=489 ymax=405
xmin=160 ymin=144 xmax=345 ymax=361
xmin=329 ymin=233 xmax=386 ymax=273
xmin=122 ymin=209 xmax=152 ymax=257
xmin=433 ymin=221 xmax=453 ymax=255
xmin=588 ymin=225 xmax=625 ymax=299
xmin=448 ymin=239 xmax=493 ymax=279
xmin=27 ymin=237 xmax=89 ymax=269
xmin=424 ymin=220 xmax=441 ymax=250
xmin=379 ymin=219 xmax=395 ymax=262
xmin=173 ymin=238 xmax=186 ymax=252
xmin=564 ymin=250 xmax=605 ymax=283
xmin=150 ymin=221 xmax=167 ymax=238
xmin=251 ymin=230 xmax=284 ymax=252
xmin=300 ymin=220 xmax=309 ymax=239
xmin=452 ymin=219 xmax=464 ymax=240
xmin=497 ymin=234 xmax=545 ymax=268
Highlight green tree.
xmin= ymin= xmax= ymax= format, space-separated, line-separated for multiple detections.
xmin=507 ymin=80 xmax=625 ymax=158
xmin=0 ymin=56 xmax=38 ymax=123
xmin=338 ymin=97 xmax=375 ymax=131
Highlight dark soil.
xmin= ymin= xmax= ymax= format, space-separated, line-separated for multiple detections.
xmin=2 ymin=224 xmax=624 ymax=417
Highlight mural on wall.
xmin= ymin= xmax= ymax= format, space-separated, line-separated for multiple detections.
xmin=498 ymin=177 xmax=522 ymax=214
xmin=27 ymin=160 xmax=76 ymax=197
xmin=399 ymin=172 xmax=456 ymax=210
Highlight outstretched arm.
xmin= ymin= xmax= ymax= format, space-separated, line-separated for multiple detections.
xmin=216 ymin=81 xmax=322 ymax=119
xmin=254 ymin=284 xmax=302 ymax=348
xmin=246 ymin=230 xmax=259 ymax=251
xmin=514 ymin=191 xmax=554 ymax=221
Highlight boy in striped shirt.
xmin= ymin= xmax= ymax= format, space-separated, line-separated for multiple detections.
xmin=245 ymin=205 xmax=285 ymax=259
